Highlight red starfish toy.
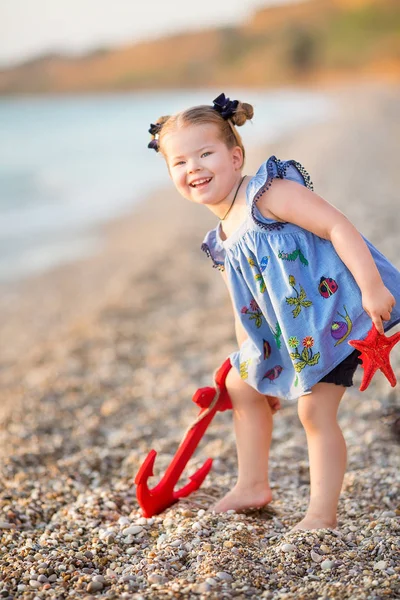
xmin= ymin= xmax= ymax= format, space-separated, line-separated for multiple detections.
xmin=348 ymin=324 xmax=400 ymax=391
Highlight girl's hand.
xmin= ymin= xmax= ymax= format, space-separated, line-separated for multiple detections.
xmin=265 ymin=395 xmax=281 ymax=414
xmin=362 ymin=284 xmax=396 ymax=335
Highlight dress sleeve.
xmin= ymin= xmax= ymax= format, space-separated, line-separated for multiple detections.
xmin=248 ymin=155 xmax=314 ymax=230
xmin=201 ymin=226 xmax=226 ymax=271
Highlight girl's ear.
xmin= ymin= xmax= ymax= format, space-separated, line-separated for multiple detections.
xmin=232 ymin=145 xmax=244 ymax=170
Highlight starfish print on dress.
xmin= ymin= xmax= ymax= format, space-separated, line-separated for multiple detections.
xmin=348 ymin=325 xmax=400 ymax=391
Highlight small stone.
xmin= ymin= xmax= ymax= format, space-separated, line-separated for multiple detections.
xmin=216 ymin=571 xmax=233 ymax=581
xmin=321 ymin=559 xmax=335 ymax=570
xmin=0 ymin=522 xmax=13 ymax=529
xmin=194 ymin=582 xmax=211 ymax=593
xmin=206 ymin=578 xmax=217 ymax=586
xmin=380 ymin=511 xmax=396 ymax=518
xmin=48 ymin=574 xmax=57 ymax=582
xmin=320 ymin=544 xmax=331 ymax=554
xmin=281 ymin=543 xmax=296 ymax=553
xmin=311 ymin=550 xmax=323 ymax=563
xmin=93 ymin=575 xmax=106 ymax=583
xmin=148 ymin=573 xmax=167 ymax=584
xmin=37 ymin=575 xmax=47 ymax=583
xmin=170 ymin=539 xmax=182 ymax=547
xmin=192 ymin=522 xmax=202 ymax=531
xmin=374 ymin=560 xmax=387 ymax=570
xmin=123 ymin=526 xmax=143 ymax=536
xmin=29 ymin=581 xmax=41 ymax=588
xmin=87 ymin=580 xmax=103 ymax=592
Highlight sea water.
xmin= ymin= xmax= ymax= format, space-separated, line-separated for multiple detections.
xmin=0 ymin=88 xmax=334 ymax=283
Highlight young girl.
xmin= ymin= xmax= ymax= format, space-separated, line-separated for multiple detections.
xmin=147 ymin=93 xmax=400 ymax=531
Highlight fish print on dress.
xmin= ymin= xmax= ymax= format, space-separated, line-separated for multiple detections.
xmin=285 ymin=275 xmax=313 ymax=318
xmin=263 ymin=339 xmax=272 ymax=359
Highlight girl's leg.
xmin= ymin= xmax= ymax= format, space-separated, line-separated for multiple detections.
xmin=211 ymin=367 xmax=275 ymax=512
xmin=292 ymin=382 xmax=347 ymax=530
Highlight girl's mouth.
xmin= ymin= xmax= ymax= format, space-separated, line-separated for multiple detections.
xmin=189 ymin=177 xmax=212 ymax=189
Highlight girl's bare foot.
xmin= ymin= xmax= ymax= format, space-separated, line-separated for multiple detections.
xmin=290 ymin=515 xmax=337 ymax=531
xmin=210 ymin=483 xmax=272 ymax=513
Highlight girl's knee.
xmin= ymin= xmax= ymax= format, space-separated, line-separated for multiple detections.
xmin=225 ymin=367 xmax=264 ymax=406
xmin=298 ymin=384 xmax=343 ymax=431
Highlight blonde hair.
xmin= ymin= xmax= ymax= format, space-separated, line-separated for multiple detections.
xmin=149 ymin=100 xmax=254 ymax=164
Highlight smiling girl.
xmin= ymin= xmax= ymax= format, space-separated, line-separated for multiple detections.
xmin=147 ymin=94 xmax=400 ymax=530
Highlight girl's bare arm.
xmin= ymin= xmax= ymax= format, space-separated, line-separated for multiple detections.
xmin=259 ymin=178 xmax=395 ymax=333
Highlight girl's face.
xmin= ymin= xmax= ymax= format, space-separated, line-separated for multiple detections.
xmin=162 ymin=123 xmax=243 ymax=208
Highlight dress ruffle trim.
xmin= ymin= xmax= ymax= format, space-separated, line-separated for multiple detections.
xmin=250 ymin=155 xmax=314 ymax=230
xmin=201 ymin=228 xmax=225 ymax=271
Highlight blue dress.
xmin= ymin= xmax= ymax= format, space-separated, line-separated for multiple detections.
xmin=201 ymin=156 xmax=400 ymax=401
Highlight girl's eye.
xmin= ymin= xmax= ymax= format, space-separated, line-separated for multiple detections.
xmin=201 ymin=151 xmax=211 ymax=158
xmin=174 ymin=160 xmax=185 ymax=166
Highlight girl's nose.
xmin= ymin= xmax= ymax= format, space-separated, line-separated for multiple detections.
xmin=187 ymin=160 xmax=201 ymax=173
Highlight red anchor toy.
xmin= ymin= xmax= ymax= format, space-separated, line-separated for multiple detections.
xmin=349 ymin=324 xmax=400 ymax=391
xmin=135 ymin=358 xmax=233 ymax=518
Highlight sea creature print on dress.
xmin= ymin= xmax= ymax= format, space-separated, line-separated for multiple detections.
xmin=278 ymin=248 xmax=309 ymax=266
xmin=241 ymin=299 xmax=264 ymax=328
xmin=247 ymin=256 xmax=266 ymax=293
xmin=318 ymin=276 xmax=338 ymax=298
xmin=263 ymin=339 xmax=272 ymax=359
xmin=331 ymin=305 xmax=353 ymax=346
xmin=262 ymin=365 xmax=283 ymax=382
xmin=289 ymin=335 xmax=321 ymax=373
xmin=285 ymin=275 xmax=313 ymax=318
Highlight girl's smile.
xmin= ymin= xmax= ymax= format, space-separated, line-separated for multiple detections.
xmin=162 ymin=123 xmax=244 ymax=218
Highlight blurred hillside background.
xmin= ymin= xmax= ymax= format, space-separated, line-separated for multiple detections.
xmin=0 ymin=0 xmax=399 ymax=93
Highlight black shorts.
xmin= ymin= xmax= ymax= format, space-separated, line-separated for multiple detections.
xmin=319 ymin=349 xmax=362 ymax=387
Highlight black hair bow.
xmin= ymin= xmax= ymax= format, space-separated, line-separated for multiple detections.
xmin=212 ymin=93 xmax=238 ymax=119
xmin=148 ymin=122 xmax=162 ymax=136
xmin=147 ymin=139 xmax=159 ymax=152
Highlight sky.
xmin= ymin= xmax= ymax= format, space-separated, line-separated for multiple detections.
xmin=0 ymin=0 xmax=297 ymax=67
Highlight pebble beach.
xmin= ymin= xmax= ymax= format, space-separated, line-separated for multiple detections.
xmin=0 ymin=82 xmax=399 ymax=599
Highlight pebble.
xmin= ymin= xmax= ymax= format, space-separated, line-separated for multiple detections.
xmin=123 ymin=526 xmax=143 ymax=536
xmin=310 ymin=550 xmax=323 ymax=563
xmin=87 ymin=581 xmax=104 ymax=592
xmin=148 ymin=573 xmax=167 ymax=584
xmin=281 ymin=543 xmax=296 ymax=553
xmin=216 ymin=571 xmax=233 ymax=581
xmin=321 ymin=560 xmax=335 ymax=570
xmin=374 ymin=560 xmax=387 ymax=570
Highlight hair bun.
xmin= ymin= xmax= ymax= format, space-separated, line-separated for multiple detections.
xmin=231 ymin=102 xmax=254 ymax=127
